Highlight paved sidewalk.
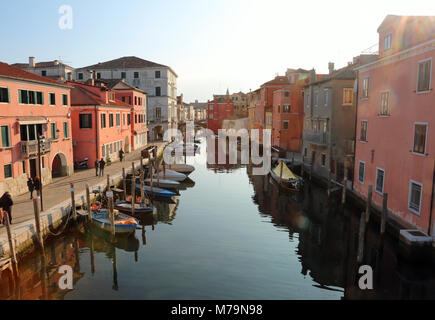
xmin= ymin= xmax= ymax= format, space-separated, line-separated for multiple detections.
xmin=1 ymin=141 xmax=166 ymax=228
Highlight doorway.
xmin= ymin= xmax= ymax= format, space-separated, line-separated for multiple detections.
xmin=29 ymin=158 xmax=37 ymax=178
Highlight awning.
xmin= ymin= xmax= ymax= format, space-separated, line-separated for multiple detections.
xmin=18 ymin=117 xmax=48 ymax=125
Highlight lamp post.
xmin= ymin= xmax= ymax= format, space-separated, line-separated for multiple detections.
xmin=37 ymin=134 xmax=45 ymax=211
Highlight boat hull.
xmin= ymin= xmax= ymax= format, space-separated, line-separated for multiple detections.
xmin=269 ymin=168 xmax=303 ymax=192
xmin=91 ymin=210 xmax=139 ymax=235
xmin=156 ymin=169 xmax=187 ymax=182
xmin=114 ymin=201 xmax=156 ymax=215
xmin=144 ymin=179 xmax=180 ymax=189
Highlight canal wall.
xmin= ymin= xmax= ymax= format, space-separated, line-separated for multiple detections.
xmin=0 ymin=143 xmax=168 ymax=261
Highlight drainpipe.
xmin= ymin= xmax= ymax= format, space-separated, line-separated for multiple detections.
xmin=428 ymin=160 xmax=435 ymax=236
xmin=352 ymin=76 xmax=359 ymax=191
xmin=95 ymin=105 xmax=99 ymax=162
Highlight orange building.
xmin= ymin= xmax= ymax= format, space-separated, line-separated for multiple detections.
xmin=69 ymin=81 xmax=132 ymax=167
xmin=206 ymin=94 xmax=235 ymax=134
xmin=353 ymin=15 xmax=435 ymax=234
xmin=0 ymin=62 xmax=73 ymax=196
xmin=272 ymin=69 xmax=310 ymax=153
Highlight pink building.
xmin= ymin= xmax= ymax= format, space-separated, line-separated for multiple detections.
xmin=68 ymin=81 xmax=132 ymax=168
xmin=0 ymin=62 xmax=73 ymax=196
xmin=353 ymin=15 xmax=435 ymax=234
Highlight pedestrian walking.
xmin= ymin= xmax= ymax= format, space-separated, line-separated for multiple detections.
xmin=0 ymin=192 xmax=13 ymax=225
xmin=95 ymin=159 xmax=100 ymax=176
xmin=33 ymin=176 xmax=41 ymax=197
xmin=119 ymin=148 xmax=125 ymax=162
xmin=99 ymin=158 xmax=106 ymax=176
xmin=27 ymin=177 xmax=35 ymax=199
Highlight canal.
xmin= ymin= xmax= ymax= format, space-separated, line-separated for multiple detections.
xmin=1 ymin=138 xmax=435 ymax=300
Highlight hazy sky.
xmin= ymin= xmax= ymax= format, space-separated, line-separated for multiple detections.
xmin=1 ymin=0 xmax=434 ymax=102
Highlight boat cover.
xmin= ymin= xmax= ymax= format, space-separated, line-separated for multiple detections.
xmin=273 ymin=162 xmax=299 ymax=180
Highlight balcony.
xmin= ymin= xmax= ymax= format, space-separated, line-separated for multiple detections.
xmin=20 ymin=140 xmax=51 ymax=158
xmin=303 ymin=131 xmax=329 ymax=146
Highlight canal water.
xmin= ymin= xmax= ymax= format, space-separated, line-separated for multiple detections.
xmin=2 ymin=139 xmax=435 ymax=300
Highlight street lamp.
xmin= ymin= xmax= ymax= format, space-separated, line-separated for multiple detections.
xmin=37 ymin=135 xmax=45 ymax=211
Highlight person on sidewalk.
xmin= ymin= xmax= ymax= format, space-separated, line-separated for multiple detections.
xmin=119 ymin=148 xmax=125 ymax=162
xmin=27 ymin=177 xmax=35 ymax=199
xmin=33 ymin=176 xmax=41 ymax=197
xmin=0 ymin=192 xmax=13 ymax=225
xmin=99 ymin=158 xmax=106 ymax=177
xmin=94 ymin=159 xmax=100 ymax=176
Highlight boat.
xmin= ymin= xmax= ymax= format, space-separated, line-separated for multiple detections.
xmin=114 ymin=200 xmax=156 ymax=215
xmin=136 ymin=184 xmax=177 ymax=198
xmin=144 ymin=178 xmax=180 ymax=189
xmin=155 ymin=169 xmax=187 ymax=182
xmin=166 ymin=164 xmax=195 ymax=175
xmin=269 ymin=161 xmax=303 ymax=192
xmin=91 ymin=209 xmax=139 ymax=235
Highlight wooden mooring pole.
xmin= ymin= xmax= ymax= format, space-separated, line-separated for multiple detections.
xmin=33 ymin=198 xmax=44 ymax=250
xmin=70 ymin=183 xmax=77 ymax=221
xmin=86 ymin=184 xmax=91 ymax=221
xmin=365 ymin=185 xmax=373 ymax=223
xmin=4 ymin=211 xmax=18 ymax=274
xmin=122 ymin=168 xmax=127 ymax=200
xmin=131 ymin=162 xmax=136 ymax=216
xmin=357 ymin=210 xmax=367 ymax=264
xmin=327 ymin=170 xmax=332 ymax=198
xmin=140 ymin=169 xmax=145 ymax=204
xmin=381 ymin=193 xmax=388 ymax=235
xmin=301 ymin=156 xmax=304 ymax=178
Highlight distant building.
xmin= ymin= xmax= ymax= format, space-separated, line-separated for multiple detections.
xmin=353 ymin=15 xmax=435 ymax=234
xmin=75 ymin=56 xmax=178 ymax=141
xmin=246 ymin=89 xmax=261 ymax=137
xmin=272 ymin=68 xmax=310 ymax=153
xmin=230 ymin=91 xmax=248 ymax=118
xmin=207 ymin=94 xmax=235 ymax=134
xmin=12 ymin=56 xmax=74 ymax=82
xmin=0 ymin=62 xmax=73 ymax=196
xmin=68 ymin=81 xmax=132 ymax=167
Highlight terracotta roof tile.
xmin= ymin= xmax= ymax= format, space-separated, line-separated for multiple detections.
xmin=0 ymin=62 xmax=69 ymax=87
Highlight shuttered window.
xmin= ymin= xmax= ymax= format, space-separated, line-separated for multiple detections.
xmin=409 ymin=181 xmax=422 ymax=214
xmin=417 ymin=59 xmax=431 ymax=92
xmin=4 ymin=164 xmax=12 ymax=179
xmin=79 ymin=114 xmax=92 ymax=129
xmin=1 ymin=126 xmax=10 ymax=147
xmin=0 ymin=87 xmax=9 ymax=103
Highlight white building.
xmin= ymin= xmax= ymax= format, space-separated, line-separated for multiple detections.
xmin=76 ymin=56 xmax=178 ymax=141
xmin=12 ymin=57 xmax=74 ymax=81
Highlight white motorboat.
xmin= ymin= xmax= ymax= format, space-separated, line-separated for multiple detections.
xmin=144 ymin=178 xmax=180 ymax=189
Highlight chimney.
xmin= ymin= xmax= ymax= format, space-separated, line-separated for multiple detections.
xmin=90 ymin=70 xmax=96 ymax=86
xmin=29 ymin=57 xmax=35 ymax=68
xmin=54 ymin=60 xmax=60 ymax=65
xmin=328 ymin=62 xmax=335 ymax=75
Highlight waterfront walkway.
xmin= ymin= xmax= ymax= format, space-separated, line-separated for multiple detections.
xmin=0 ymin=141 xmax=167 ymax=253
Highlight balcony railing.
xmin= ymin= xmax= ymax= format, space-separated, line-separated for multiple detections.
xmin=303 ymin=131 xmax=329 ymax=146
xmin=20 ymin=140 xmax=51 ymax=158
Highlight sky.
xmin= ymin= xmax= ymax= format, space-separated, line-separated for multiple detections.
xmin=1 ymin=0 xmax=435 ymax=102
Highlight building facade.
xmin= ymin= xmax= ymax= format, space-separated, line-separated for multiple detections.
xmin=207 ymin=95 xmax=235 ymax=134
xmin=353 ymin=15 xmax=435 ymax=234
xmin=69 ymin=81 xmax=132 ymax=168
xmin=230 ymin=91 xmax=248 ymax=118
xmin=75 ymin=56 xmax=177 ymax=141
xmin=12 ymin=56 xmax=74 ymax=82
xmin=0 ymin=62 xmax=73 ymax=196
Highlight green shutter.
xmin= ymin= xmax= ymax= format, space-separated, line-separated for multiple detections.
xmin=18 ymin=90 xmax=22 ymax=104
xmin=41 ymin=92 xmax=44 ymax=105
xmin=1 ymin=126 xmax=8 ymax=147
xmin=7 ymin=88 xmax=10 ymax=103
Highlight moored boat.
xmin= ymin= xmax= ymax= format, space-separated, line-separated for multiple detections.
xmin=114 ymin=201 xmax=156 ymax=215
xmin=144 ymin=178 xmax=180 ymax=189
xmin=167 ymin=164 xmax=195 ymax=175
xmin=136 ymin=184 xmax=177 ymax=198
xmin=270 ymin=161 xmax=303 ymax=192
xmin=155 ymin=169 xmax=187 ymax=182
xmin=91 ymin=209 xmax=139 ymax=235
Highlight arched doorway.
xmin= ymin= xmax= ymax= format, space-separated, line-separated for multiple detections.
xmin=52 ymin=153 xmax=68 ymax=178
xmin=153 ymin=126 xmax=164 ymax=141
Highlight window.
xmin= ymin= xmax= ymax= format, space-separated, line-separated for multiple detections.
xmin=209 ymin=105 xmax=213 ymax=111
xmin=63 ymin=122 xmax=69 ymax=138
xmin=155 ymin=71 xmax=161 ymax=78
xmin=36 ymin=92 xmax=43 ymax=105
xmin=314 ymin=91 xmax=319 ymax=106
xmin=324 ymin=89 xmax=329 ymax=106
xmin=134 ymin=72 xmax=139 ymax=79
xmin=123 ymin=113 xmax=126 ymax=126
xmin=62 ymin=94 xmax=68 ymax=106
xmin=127 ymin=114 xmax=131 ymax=125
xmin=109 ymin=114 xmax=114 ymax=127
xmin=78 ymin=73 xmax=83 ymax=80
xmin=284 ymin=91 xmax=289 ymax=97
xmin=358 ymin=161 xmax=365 ymax=184
xmin=321 ymin=154 xmax=326 ymax=167
xmin=156 ymin=107 xmax=161 ymax=119
xmin=413 ymin=123 xmax=427 ymax=155
xmin=101 ymin=113 xmax=106 ymax=128
xmin=135 ymin=114 xmax=137 ymax=124
xmin=362 ymin=78 xmax=369 ymax=98
xmin=384 ymin=33 xmax=392 ymax=51
xmin=22 ymin=161 xmax=26 ymax=174
xmin=283 ymin=120 xmax=289 ymax=130
xmin=376 ymin=168 xmax=385 ymax=194
xmin=1 ymin=126 xmax=10 ymax=147
xmin=209 ymin=114 xmax=214 ymax=119
xmin=41 ymin=156 xmax=45 ymax=168
xmin=0 ymin=87 xmax=9 ymax=103
xmin=306 ymin=94 xmax=310 ymax=107
xmin=417 ymin=59 xmax=432 ymax=92
xmin=79 ymin=114 xmax=92 ymax=129
xmin=121 ymin=72 xmax=126 ymax=79
xmin=116 ymin=113 xmax=121 ymax=126
xmin=4 ymin=164 xmax=12 ymax=179
xmin=343 ymin=88 xmax=353 ymax=105
xmin=41 ymin=70 xmax=47 ymax=76
xmin=18 ymin=90 xmax=43 ymax=105
xmin=49 ymin=93 xmax=56 ymax=105
xmin=409 ymin=181 xmax=423 ymax=215
xmin=97 ymin=72 xmax=101 ymax=79
xmin=360 ymin=121 xmax=368 ymax=142
xmin=156 ymin=87 xmax=161 ymax=96
xmin=50 ymin=123 xmax=57 ymax=139
xmin=380 ymin=92 xmax=390 ymax=116
xmin=283 ymin=104 xmax=290 ymax=113
xmin=135 ymin=96 xmax=137 ymax=105
xmin=304 ymin=148 xmax=307 ymax=157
